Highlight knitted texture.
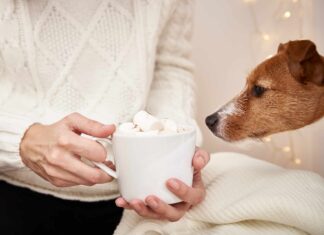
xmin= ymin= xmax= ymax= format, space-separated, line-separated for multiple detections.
xmin=113 ymin=152 xmax=324 ymax=235
xmin=0 ymin=0 xmax=197 ymax=201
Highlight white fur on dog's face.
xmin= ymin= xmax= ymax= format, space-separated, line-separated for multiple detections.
xmin=216 ymin=98 xmax=244 ymax=140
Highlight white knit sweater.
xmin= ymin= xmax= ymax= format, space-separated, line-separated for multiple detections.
xmin=0 ymin=0 xmax=197 ymax=201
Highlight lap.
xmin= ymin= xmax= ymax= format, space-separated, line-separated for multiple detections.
xmin=0 ymin=180 xmax=123 ymax=235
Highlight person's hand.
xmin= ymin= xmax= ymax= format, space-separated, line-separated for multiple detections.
xmin=20 ymin=113 xmax=115 ymax=187
xmin=115 ymin=148 xmax=210 ymax=221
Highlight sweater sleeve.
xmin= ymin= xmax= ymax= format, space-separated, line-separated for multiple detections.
xmin=146 ymin=0 xmax=202 ymax=144
xmin=0 ymin=112 xmax=35 ymax=171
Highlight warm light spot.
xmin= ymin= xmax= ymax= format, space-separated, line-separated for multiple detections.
xmin=243 ymin=0 xmax=256 ymax=3
xmin=263 ymin=137 xmax=271 ymax=142
xmin=294 ymin=158 xmax=301 ymax=165
xmin=282 ymin=146 xmax=291 ymax=152
xmin=292 ymin=0 xmax=298 ymax=3
xmin=262 ymin=34 xmax=270 ymax=41
xmin=283 ymin=11 xmax=291 ymax=18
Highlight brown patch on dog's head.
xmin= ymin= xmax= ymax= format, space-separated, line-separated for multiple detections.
xmin=278 ymin=40 xmax=324 ymax=86
xmin=206 ymin=40 xmax=324 ymax=142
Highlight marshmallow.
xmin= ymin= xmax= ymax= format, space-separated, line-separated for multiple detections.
xmin=161 ymin=119 xmax=178 ymax=132
xmin=118 ymin=122 xmax=140 ymax=134
xmin=133 ymin=110 xmax=163 ymax=132
xmin=116 ymin=110 xmax=187 ymax=135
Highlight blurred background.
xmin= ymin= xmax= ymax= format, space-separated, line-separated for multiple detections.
xmin=192 ymin=0 xmax=324 ymax=176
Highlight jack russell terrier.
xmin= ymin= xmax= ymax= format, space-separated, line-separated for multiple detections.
xmin=205 ymin=40 xmax=324 ymax=141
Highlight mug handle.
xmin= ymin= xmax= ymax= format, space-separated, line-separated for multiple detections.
xmin=92 ymin=137 xmax=118 ymax=179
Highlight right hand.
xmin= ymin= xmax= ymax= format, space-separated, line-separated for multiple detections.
xmin=19 ymin=113 xmax=115 ymax=187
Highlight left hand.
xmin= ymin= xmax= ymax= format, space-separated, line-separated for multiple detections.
xmin=115 ymin=148 xmax=210 ymax=222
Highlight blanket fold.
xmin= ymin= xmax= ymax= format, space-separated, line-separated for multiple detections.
xmin=114 ymin=152 xmax=324 ymax=235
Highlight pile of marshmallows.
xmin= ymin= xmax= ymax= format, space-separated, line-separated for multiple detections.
xmin=117 ymin=111 xmax=186 ymax=135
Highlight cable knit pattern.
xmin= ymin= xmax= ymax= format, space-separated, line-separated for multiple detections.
xmin=0 ymin=0 xmax=198 ymax=201
xmin=114 ymin=153 xmax=324 ymax=235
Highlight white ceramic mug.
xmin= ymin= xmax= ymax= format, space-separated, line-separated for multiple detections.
xmin=93 ymin=129 xmax=196 ymax=204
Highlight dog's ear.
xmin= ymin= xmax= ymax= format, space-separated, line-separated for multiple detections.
xmin=278 ymin=40 xmax=324 ymax=86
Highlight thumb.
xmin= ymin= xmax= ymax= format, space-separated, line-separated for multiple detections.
xmin=64 ymin=113 xmax=115 ymax=137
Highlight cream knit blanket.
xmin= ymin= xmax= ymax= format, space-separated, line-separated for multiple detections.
xmin=113 ymin=152 xmax=324 ymax=235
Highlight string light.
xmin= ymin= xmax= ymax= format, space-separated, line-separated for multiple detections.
xmin=282 ymin=146 xmax=291 ymax=152
xmin=294 ymin=158 xmax=301 ymax=165
xmin=283 ymin=11 xmax=291 ymax=18
xmin=262 ymin=33 xmax=270 ymax=41
xmin=243 ymin=0 xmax=256 ymax=3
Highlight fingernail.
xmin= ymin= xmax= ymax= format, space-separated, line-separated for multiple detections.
xmin=115 ymin=199 xmax=123 ymax=207
xmin=169 ymin=179 xmax=180 ymax=190
xmin=198 ymin=155 xmax=205 ymax=164
xmin=148 ymin=198 xmax=158 ymax=209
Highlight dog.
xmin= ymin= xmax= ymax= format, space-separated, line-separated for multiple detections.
xmin=205 ymin=40 xmax=324 ymax=142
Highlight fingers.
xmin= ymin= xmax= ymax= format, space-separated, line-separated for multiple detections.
xmin=192 ymin=148 xmax=210 ymax=172
xmin=115 ymin=197 xmax=132 ymax=209
xmin=145 ymin=196 xmax=188 ymax=221
xmin=166 ymin=178 xmax=205 ymax=206
xmin=40 ymin=163 xmax=93 ymax=186
xmin=64 ymin=112 xmax=115 ymax=138
xmin=48 ymin=178 xmax=77 ymax=187
xmin=57 ymin=132 xmax=107 ymax=162
xmin=29 ymin=161 xmax=77 ymax=187
xmin=130 ymin=200 xmax=162 ymax=220
xmin=48 ymin=151 xmax=113 ymax=184
xmin=116 ymin=197 xmax=186 ymax=221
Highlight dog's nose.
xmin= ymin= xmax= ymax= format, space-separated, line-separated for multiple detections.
xmin=205 ymin=113 xmax=219 ymax=130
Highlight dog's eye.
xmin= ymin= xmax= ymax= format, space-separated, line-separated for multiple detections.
xmin=252 ymin=85 xmax=266 ymax=97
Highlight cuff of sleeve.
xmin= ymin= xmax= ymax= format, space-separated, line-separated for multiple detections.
xmin=0 ymin=113 xmax=36 ymax=170
xmin=0 ymin=151 xmax=25 ymax=171
xmin=0 ymin=115 xmax=36 ymax=152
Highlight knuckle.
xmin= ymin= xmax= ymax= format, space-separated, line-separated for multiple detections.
xmin=79 ymin=148 xmax=91 ymax=159
xmin=155 ymin=206 xmax=166 ymax=216
xmin=57 ymin=135 xmax=70 ymax=147
xmin=135 ymin=208 xmax=145 ymax=216
xmin=194 ymin=194 xmax=205 ymax=205
xmin=178 ymin=184 xmax=189 ymax=197
xmin=193 ymin=189 xmax=206 ymax=205
xmin=65 ymin=112 xmax=81 ymax=123
xmin=89 ymin=171 xmax=102 ymax=184
xmin=47 ymin=150 xmax=61 ymax=165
